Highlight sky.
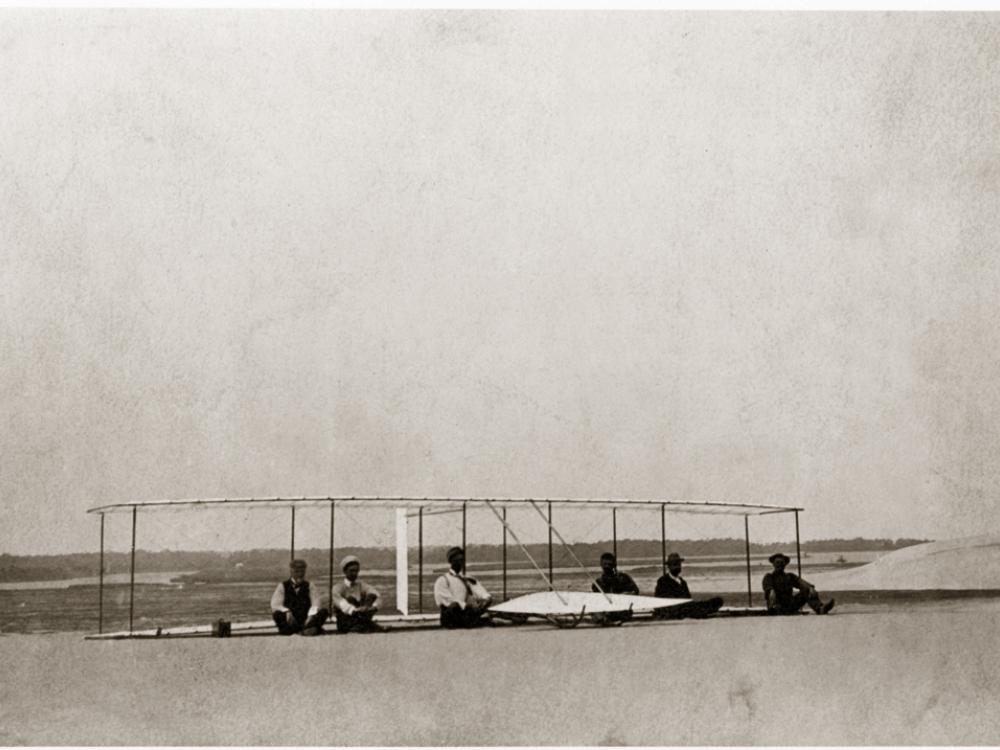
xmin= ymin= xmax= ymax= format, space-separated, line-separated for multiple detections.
xmin=2 ymin=11 xmax=999 ymax=555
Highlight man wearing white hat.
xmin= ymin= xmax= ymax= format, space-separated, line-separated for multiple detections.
xmin=331 ymin=555 xmax=383 ymax=633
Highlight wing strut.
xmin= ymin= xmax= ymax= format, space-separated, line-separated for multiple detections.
xmin=483 ymin=500 xmax=568 ymax=606
xmin=527 ymin=499 xmax=613 ymax=604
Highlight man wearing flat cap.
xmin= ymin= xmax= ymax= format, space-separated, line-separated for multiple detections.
xmin=331 ymin=555 xmax=383 ymax=633
xmin=762 ymin=552 xmax=835 ymax=615
xmin=270 ymin=559 xmax=330 ymax=635
xmin=653 ymin=551 xmax=724 ymax=619
xmin=433 ymin=546 xmax=492 ymax=628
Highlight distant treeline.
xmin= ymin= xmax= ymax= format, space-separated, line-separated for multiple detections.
xmin=0 ymin=536 xmax=928 ymax=583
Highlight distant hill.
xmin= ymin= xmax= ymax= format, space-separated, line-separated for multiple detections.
xmin=0 ymin=536 xmax=928 ymax=583
xmin=811 ymin=535 xmax=1000 ymax=590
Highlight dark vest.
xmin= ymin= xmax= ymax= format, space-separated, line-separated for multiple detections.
xmin=283 ymin=579 xmax=312 ymax=621
xmin=655 ymin=574 xmax=691 ymax=599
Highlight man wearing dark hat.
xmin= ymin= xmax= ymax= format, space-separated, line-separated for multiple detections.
xmin=762 ymin=552 xmax=835 ymax=615
xmin=653 ymin=552 xmax=724 ymax=619
xmin=592 ymin=551 xmax=640 ymax=595
xmin=433 ymin=546 xmax=492 ymax=628
xmin=270 ymin=559 xmax=330 ymax=635
xmin=331 ymin=555 xmax=384 ymax=633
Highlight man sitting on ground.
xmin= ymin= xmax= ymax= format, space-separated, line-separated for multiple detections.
xmin=653 ymin=552 xmax=724 ymax=619
xmin=592 ymin=551 xmax=640 ymax=594
xmin=270 ymin=559 xmax=329 ymax=636
xmin=433 ymin=546 xmax=492 ymax=628
xmin=331 ymin=555 xmax=384 ymax=633
xmin=762 ymin=552 xmax=835 ymax=615
xmin=590 ymin=551 xmax=639 ymax=624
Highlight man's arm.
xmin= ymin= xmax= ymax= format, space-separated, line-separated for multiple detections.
xmin=654 ymin=576 xmax=667 ymax=598
xmin=434 ymin=575 xmax=462 ymax=608
xmin=307 ymin=586 xmax=323 ymax=617
xmin=623 ymin=574 xmax=640 ymax=596
xmin=761 ymin=573 xmax=779 ymax=608
xmin=331 ymin=582 xmax=355 ymax=614
xmin=362 ymin=581 xmax=381 ymax=610
xmin=468 ymin=578 xmax=491 ymax=607
xmin=270 ymin=583 xmax=287 ymax=613
xmin=790 ymin=573 xmax=814 ymax=593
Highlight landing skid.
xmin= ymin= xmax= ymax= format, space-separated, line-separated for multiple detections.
xmin=543 ymin=605 xmax=587 ymax=629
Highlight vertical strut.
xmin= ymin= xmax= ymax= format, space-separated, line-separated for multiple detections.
xmin=660 ymin=504 xmax=667 ymax=576
xmin=744 ymin=515 xmax=752 ymax=607
xmin=502 ymin=506 xmax=508 ymax=601
xmin=547 ymin=501 xmax=553 ymax=585
xmin=612 ymin=508 xmax=618 ymax=559
xmin=418 ymin=507 xmax=424 ymax=615
xmin=128 ymin=506 xmax=137 ymax=634
xmin=794 ymin=510 xmax=802 ymax=577
xmin=98 ymin=513 xmax=105 ymax=635
xmin=290 ymin=506 xmax=296 ymax=561
xmin=328 ymin=501 xmax=335 ymax=609
xmin=461 ymin=501 xmax=467 ymax=574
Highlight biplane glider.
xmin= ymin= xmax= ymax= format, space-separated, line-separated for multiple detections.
xmin=84 ymin=496 xmax=806 ymax=638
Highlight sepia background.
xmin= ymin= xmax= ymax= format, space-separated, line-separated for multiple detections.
xmin=4 ymin=11 xmax=1000 ymax=557
xmin=3 ymin=10 xmax=1000 ymax=746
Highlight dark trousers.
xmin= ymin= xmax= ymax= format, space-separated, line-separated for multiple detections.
xmin=769 ymin=590 xmax=821 ymax=615
xmin=440 ymin=605 xmax=489 ymax=629
xmin=272 ymin=608 xmax=329 ymax=635
xmin=335 ymin=609 xmax=379 ymax=633
xmin=654 ymin=596 xmax=725 ymax=620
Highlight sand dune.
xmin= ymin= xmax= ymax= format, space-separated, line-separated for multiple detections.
xmin=810 ymin=534 xmax=1000 ymax=591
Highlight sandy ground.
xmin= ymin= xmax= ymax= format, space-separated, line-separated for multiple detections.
xmin=3 ymin=607 xmax=1000 ymax=746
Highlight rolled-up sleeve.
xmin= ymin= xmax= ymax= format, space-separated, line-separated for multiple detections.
xmin=331 ymin=583 xmax=355 ymax=615
xmin=308 ymin=587 xmax=323 ymax=616
xmin=434 ymin=575 xmax=461 ymax=608
xmin=271 ymin=583 xmax=287 ymax=613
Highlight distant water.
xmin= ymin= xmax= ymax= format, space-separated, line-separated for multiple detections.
xmin=0 ymin=571 xmax=193 ymax=591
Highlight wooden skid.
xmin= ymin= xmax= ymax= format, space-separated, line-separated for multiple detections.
xmin=84 ymin=606 xmax=772 ymax=639
xmin=85 ymin=612 xmax=442 ymax=640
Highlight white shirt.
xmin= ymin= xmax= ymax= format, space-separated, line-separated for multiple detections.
xmin=433 ymin=569 xmax=491 ymax=609
xmin=270 ymin=578 xmax=322 ymax=617
xmin=331 ymin=577 xmax=380 ymax=615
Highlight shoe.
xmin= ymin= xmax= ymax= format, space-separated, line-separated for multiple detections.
xmin=820 ymin=599 xmax=836 ymax=615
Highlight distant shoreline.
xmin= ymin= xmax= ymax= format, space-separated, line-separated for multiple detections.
xmin=0 ymin=537 xmax=927 ymax=584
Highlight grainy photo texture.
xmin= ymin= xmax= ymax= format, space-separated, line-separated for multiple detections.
xmin=2 ymin=9 xmax=1000 ymax=746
